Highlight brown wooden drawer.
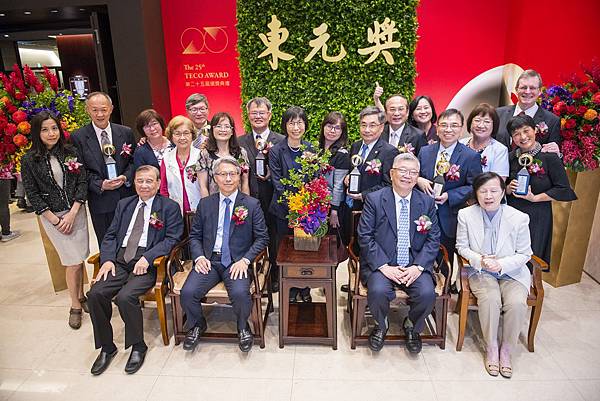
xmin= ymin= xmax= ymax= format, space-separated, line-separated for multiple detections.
xmin=283 ymin=265 xmax=332 ymax=279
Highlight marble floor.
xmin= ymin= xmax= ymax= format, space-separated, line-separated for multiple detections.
xmin=1 ymin=204 xmax=599 ymax=401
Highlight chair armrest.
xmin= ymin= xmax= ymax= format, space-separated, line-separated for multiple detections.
xmin=456 ymin=254 xmax=471 ymax=294
xmin=87 ymin=253 xmax=101 ymax=281
xmin=166 ymin=238 xmax=191 ymax=290
xmin=529 ymin=255 xmax=546 ymax=297
xmin=154 ymin=256 xmax=167 ymax=287
xmin=348 ymin=251 xmax=362 ymax=296
xmin=435 ymin=245 xmax=452 ymax=295
xmin=251 ymin=248 xmax=269 ymax=293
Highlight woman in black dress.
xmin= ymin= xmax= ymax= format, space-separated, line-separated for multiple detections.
xmin=318 ymin=111 xmax=351 ymax=247
xmin=505 ymin=114 xmax=576 ymax=266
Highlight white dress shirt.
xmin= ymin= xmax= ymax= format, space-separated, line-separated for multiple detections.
xmin=359 ymin=140 xmax=377 ymax=160
xmin=92 ymin=122 xmax=113 ymax=146
xmin=122 ymin=196 xmax=155 ymax=248
xmin=514 ymin=103 xmax=538 ymax=118
xmin=388 ymin=124 xmax=405 ymax=148
xmin=213 ymin=190 xmax=238 ymax=252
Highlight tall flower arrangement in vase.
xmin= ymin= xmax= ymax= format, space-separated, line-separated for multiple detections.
xmin=280 ymin=147 xmax=332 ymax=237
xmin=0 ymin=64 xmax=89 ymax=174
xmin=541 ymin=60 xmax=600 ymax=172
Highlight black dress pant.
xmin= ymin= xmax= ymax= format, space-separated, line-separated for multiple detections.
xmin=87 ymin=247 xmax=155 ymax=350
xmin=90 ymin=211 xmax=115 ymax=247
xmin=180 ymin=255 xmax=252 ymax=331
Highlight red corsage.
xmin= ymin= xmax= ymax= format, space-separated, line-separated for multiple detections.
xmin=120 ymin=143 xmax=132 ymax=157
xmin=259 ymin=141 xmax=273 ymax=155
xmin=321 ymin=164 xmax=334 ymax=174
xmin=480 ymin=155 xmax=488 ymax=167
xmin=232 ymin=206 xmax=248 ymax=225
xmin=528 ymin=159 xmax=545 ymax=176
xmin=64 ymin=156 xmax=83 ymax=173
xmin=185 ymin=164 xmax=198 ymax=183
xmin=365 ymin=159 xmax=382 ymax=175
xmin=238 ymin=158 xmax=250 ymax=174
xmin=149 ymin=212 xmax=164 ymax=230
xmin=445 ymin=164 xmax=460 ymax=181
xmin=535 ymin=122 xmax=548 ymax=139
xmin=414 ymin=215 xmax=432 ymax=233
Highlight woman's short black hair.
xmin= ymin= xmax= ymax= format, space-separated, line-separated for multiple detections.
xmin=507 ymin=114 xmax=536 ymax=135
xmin=408 ymin=95 xmax=437 ymax=126
xmin=472 ymin=172 xmax=507 ymax=205
xmin=318 ymin=111 xmax=348 ymax=150
xmin=281 ymin=106 xmax=308 ymax=136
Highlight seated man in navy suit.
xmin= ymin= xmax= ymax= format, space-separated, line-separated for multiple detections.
xmin=358 ymin=153 xmax=440 ymax=354
xmin=87 ymin=165 xmax=183 ymax=375
xmin=181 ymin=156 xmax=269 ymax=352
xmin=417 ymin=109 xmax=482 ymax=268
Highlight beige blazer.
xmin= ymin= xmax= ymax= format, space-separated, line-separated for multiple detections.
xmin=456 ymin=204 xmax=533 ymax=290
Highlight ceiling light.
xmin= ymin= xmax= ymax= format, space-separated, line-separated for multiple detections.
xmin=0 ymin=13 xmax=6 ymax=17
xmin=79 ymin=8 xmax=86 ymax=11
xmin=3 ymin=34 xmax=9 ymax=38
xmin=24 ymin=11 xmax=31 ymax=15
xmin=51 ymin=9 xmax=59 ymax=13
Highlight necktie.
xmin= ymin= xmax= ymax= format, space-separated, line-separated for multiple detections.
xmin=436 ymin=150 xmax=448 ymax=177
xmin=360 ymin=143 xmax=369 ymax=160
xmin=221 ymin=198 xmax=232 ymax=267
xmin=255 ymin=133 xmax=261 ymax=142
xmin=391 ymin=132 xmax=398 ymax=146
xmin=397 ymin=198 xmax=410 ymax=267
xmin=124 ymin=202 xmax=146 ymax=263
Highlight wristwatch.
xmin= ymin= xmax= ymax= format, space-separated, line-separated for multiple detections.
xmin=242 ymin=258 xmax=251 ymax=266
xmin=416 ymin=265 xmax=424 ymax=272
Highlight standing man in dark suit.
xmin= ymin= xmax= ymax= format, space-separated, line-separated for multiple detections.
xmin=180 ymin=157 xmax=269 ymax=352
xmin=358 ymin=153 xmax=441 ymax=354
xmin=379 ymin=94 xmax=427 ymax=156
xmin=417 ymin=109 xmax=482 ymax=267
xmin=496 ymin=69 xmax=561 ymax=155
xmin=71 ymin=92 xmax=136 ymax=245
xmin=344 ymin=106 xmax=399 ymax=211
xmin=87 ymin=165 xmax=183 ymax=375
xmin=238 ymin=97 xmax=285 ymax=291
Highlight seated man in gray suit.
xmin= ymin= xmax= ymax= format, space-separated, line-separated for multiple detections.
xmin=358 ymin=153 xmax=440 ymax=354
xmin=181 ymin=157 xmax=269 ymax=352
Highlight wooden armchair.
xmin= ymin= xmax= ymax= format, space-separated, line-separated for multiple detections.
xmin=167 ymin=236 xmax=273 ymax=348
xmin=347 ymin=211 xmax=452 ymax=349
xmin=87 ymin=253 xmax=170 ymax=345
xmin=455 ymin=254 xmax=545 ymax=352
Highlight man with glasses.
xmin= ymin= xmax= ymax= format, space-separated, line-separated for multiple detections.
xmin=358 ymin=152 xmax=440 ymax=354
xmin=374 ymin=90 xmax=427 ymax=156
xmin=72 ymin=92 xmax=136 ymax=245
xmin=417 ymin=109 xmax=482 ymax=269
xmin=180 ymin=157 xmax=268 ymax=353
xmin=185 ymin=93 xmax=210 ymax=149
xmin=238 ymin=97 xmax=285 ymax=291
xmin=495 ymin=70 xmax=561 ymax=155
xmin=345 ymin=106 xmax=399 ymax=211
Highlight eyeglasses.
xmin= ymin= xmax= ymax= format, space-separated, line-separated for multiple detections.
xmin=143 ymin=120 xmax=161 ymax=130
xmin=325 ymin=124 xmax=342 ymax=132
xmin=472 ymin=118 xmax=493 ymax=126
xmin=287 ymin=121 xmax=305 ymax=127
xmin=188 ymin=106 xmax=208 ymax=114
xmin=250 ymin=111 xmax=268 ymax=117
xmin=215 ymin=171 xmax=240 ymax=178
xmin=172 ymin=131 xmax=192 ymax=138
xmin=387 ymin=107 xmax=406 ymax=113
xmin=437 ymin=123 xmax=462 ymax=131
xmin=360 ymin=123 xmax=382 ymax=131
xmin=215 ymin=124 xmax=232 ymax=131
xmin=391 ymin=168 xmax=419 ymax=177
xmin=517 ymin=85 xmax=540 ymax=92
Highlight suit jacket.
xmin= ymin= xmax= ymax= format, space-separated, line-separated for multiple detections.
xmin=190 ymin=191 xmax=269 ymax=263
xmin=133 ymin=141 xmax=174 ymax=170
xmin=496 ymin=105 xmax=561 ymax=149
xmin=100 ymin=194 xmax=183 ymax=266
xmin=71 ymin=123 xmax=137 ymax=214
xmin=357 ymin=187 xmax=440 ymax=283
xmin=418 ymin=142 xmax=482 ymax=238
xmin=238 ymin=130 xmax=285 ymax=212
xmin=349 ymin=137 xmax=399 ymax=209
xmin=268 ymin=139 xmax=313 ymax=220
xmin=381 ymin=123 xmax=427 ymax=156
xmin=456 ymin=204 xmax=532 ymax=290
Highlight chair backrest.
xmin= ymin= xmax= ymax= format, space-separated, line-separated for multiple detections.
xmin=184 ymin=211 xmax=196 ymax=237
xmin=348 ymin=211 xmax=362 ymax=259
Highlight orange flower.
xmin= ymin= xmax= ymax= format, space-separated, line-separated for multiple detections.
xmin=17 ymin=121 xmax=31 ymax=134
xmin=583 ymin=109 xmax=598 ymax=121
xmin=560 ymin=118 xmax=566 ymax=129
xmin=13 ymin=134 xmax=28 ymax=147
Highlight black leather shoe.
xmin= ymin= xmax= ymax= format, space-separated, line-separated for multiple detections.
xmin=90 ymin=349 xmax=117 ymax=375
xmin=182 ymin=323 xmax=206 ymax=351
xmin=271 ymin=279 xmax=280 ymax=293
xmin=403 ymin=318 xmax=422 ymax=354
xmin=340 ymin=284 xmax=349 ymax=293
xmin=300 ymin=288 xmax=312 ymax=303
xmin=124 ymin=349 xmax=146 ymax=374
xmin=238 ymin=325 xmax=254 ymax=352
xmin=368 ymin=325 xmax=387 ymax=352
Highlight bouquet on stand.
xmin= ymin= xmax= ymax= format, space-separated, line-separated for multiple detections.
xmin=280 ymin=147 xmax=332 ymax=251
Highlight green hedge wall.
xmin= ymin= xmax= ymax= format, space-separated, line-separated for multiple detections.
xmin=237 ymin=0 xmax=418 ymax=143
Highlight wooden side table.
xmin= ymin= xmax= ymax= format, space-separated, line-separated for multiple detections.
xmin=276 ymin=235 xmax=338 ymax=349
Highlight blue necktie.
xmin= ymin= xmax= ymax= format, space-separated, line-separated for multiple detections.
xmin=397 ymin=198 xmax=410 ymax=267
xmin=360 ymin=143 xmax=369 ymax=160
xmin=221 ymin=198 xmax=232 ymax=267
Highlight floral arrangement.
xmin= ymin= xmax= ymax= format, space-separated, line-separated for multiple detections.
xmin=120 ymin=143 xmax=132 ymax=157
xmin=365 ymin=158 xmax=382 ymax=175
xmin=528 ymin=159 xmax=545 ymax=176
xmin=0 ymin=64 xmax=89 ymax=175
xmin=64 ymin=156 xmax=83 ymax=174
xmin=232 ymin=206 xmax=248 ymax=225
xmin=541 ymin=60 xmax=600 ymax=172
xmin=445 ymin=164 xmax=461 ymax=181
xmin=281 ymin=146 xmax=332 ymax=237
xmin=149 ymin=212 xmax=164 ymax=230
xmin=414 ymin=215 xmax=432 ymax=233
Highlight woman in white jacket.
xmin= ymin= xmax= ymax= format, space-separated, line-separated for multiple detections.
xmin=456 ymin=172 xmax=532 ymax=379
